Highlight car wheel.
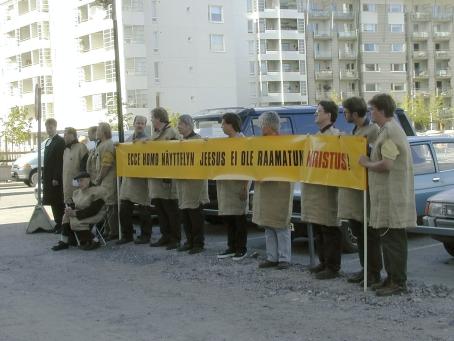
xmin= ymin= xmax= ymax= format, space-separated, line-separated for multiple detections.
xmin=341 ymin=223 xmax=358 ymax=254
xmin=443 ymin=242 xmax=454 ymax=257
xmin=28 ymin=169 xmax=38 ymax=187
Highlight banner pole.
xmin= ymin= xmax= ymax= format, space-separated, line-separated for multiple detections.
xmin=363 ymin=189 xmax=368 ymax=293
xmin=117 ymin=176 xmax=122 ymax=240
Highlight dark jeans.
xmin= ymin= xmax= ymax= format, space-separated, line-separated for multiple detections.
xmin=223 ymin=215 xmax=247 ymax=253
xmin=154 ymin=199 xmax=181 ymax=243
xmin=181 ymin=206 xmax=205 ymax=248
xmin=50 ymin=202 xmax=65 ymax=229
xmin=314 ymin=224 xmax=342 ymax=272
xmin=379 ymin=228 xmax=408 ymax=286
xmin=120 ymin=200 xmax=152 ymax=239
xmin=349 ymin=219 xmax=383 ymax=275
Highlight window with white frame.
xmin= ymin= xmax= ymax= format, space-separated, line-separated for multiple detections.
xmin=247 ymin=0 xmax=253 ymax=13
xmin=125 ymin=57 xmax=146 ymax=75
xmin=362 ymin=3 xmax=376 ymax=12
xmin=152 ymin=31 xmax=159 ymax=51
xmin=362 ymin=24 xmax=377 ymax=32
xmin=209 ymin=5 xmax=223 ymax=22
xmin=248 ymin=40 xmax=255 ymax=55
xmin=363 ymin=43 xmax=378 ymax=52
xmin=391 ymin=63 xmax=406 ymax=72
xmin=365 ymin=83 xmax=379 ymax=92
xmin=123 ymin=0 xmax=144 ymax=11
xmin=391 ymin=43 xmax=405 ymax=52
xmin=127 ymin=89 xmax=148 ymax=108
xmin=248 ymin=20 xmax=254 ymax=33
xmin=389 ymin=3 xmax=403 ymax=12
xmin=249 ymin=61 xmax=255 ymax=75
xmin=210 ymin=34 xmax=225 ymax=52
xmin=154 ymin=62 xmax=159 ymax=82
xmin=389 ymin=24 xmax=404 ymax=33
xmin=364 ymin=63 xmax=379 ymax=71
xmin=391 ymin=83 xmax=405 ymax=91
xmin=151 ymin=0 xmax=158 ymax=19
xmin=249 ymin=82 xmax=256 ymax=98
xmin=124 ymin=25 xmax=144 ymax=44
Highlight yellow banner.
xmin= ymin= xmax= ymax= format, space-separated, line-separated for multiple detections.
xmin=116 ymin=135 xmax=367 ymax=190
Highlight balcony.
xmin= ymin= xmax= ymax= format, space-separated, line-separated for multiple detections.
xmin=435 ymin=69 xmax=451 ymax=78
xmin=414 ymin=89 xmax=430 ymax=96
xmin=315 ymin=91 xmax=332 ymax=100
xmin=412 ymin=12 xmax=431 ymax=21
xmin=437 ymin=88 xmax=453 ymax=97
xmin=413 ymin=51 xmax=428 ymax=59
xmin=435 ymin=50 xmax=451 ymax=59
xmin=314 ymin=52 xmax=332 ymax=60
xmin=433 ymin=13 xmax=453 ymax=21
xmin=339 ymin=51 xmax=357 ymax=60
xmin=338 ymin=31 xmax=357 ymax=40
xmin=412 ymin=32 xmax=429 ymax=40
xmin=315 ymin=70 xmax=333 ymax=80
xmin=309 ymin=10 xmax=330 ymax=19
xmin=340 ymin=91 xmax=359 ymax=99
xmin=313 ymin=31 xmax=332 ymax=40
xmin=340 ymin=70 xmax=358 ymax=79
xmin=333 ymin=11 xmax=354 ymax=20
xmin=433 ymin=32 xmax=451 ymax=41
xmin=413 ymin=71 xmax=429 ymax=79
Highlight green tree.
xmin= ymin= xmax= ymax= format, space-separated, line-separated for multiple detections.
xmin=329 ymin=90 xmax=342 ymax=105
xmin=168 ymin=111 xmax=181 ymax=127
xmin=399 ymin=94 xmax=441 ymax=131
xmin=0 ymin=106 xmax=32 ymax=151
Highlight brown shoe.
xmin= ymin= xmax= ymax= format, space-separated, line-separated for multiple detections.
xmin=347 ymin=270 xmax=364 ymax=283
xmin=376 ymin=283 xmax=407 ymax=297
xmin=258 ymin=260 xmax=278 ymax=268
xmin=371 ymin=277 xmax=391 ymax=291
xmin=315 ymin=269 xmax=339 ymax=280
xmin=359 ymin=273 xmax=382 ymax=287
xmin=276 ymin=261 xmax=290 ymax=270
xmin=309 ymin=263 xmax=325 ymax=274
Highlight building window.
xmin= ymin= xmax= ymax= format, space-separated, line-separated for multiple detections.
xmin=391 ymin=43 xmax=405 ymax=52
xmin=389 ymin=3 xmax=403 ymax=12
xmin=391 ymin=63 xmax=406 ymax=72
xmin=248 ymin=20 xmax=254 ymax=33
xmin=249 ymin=61 xmax=255 ymax=75
xmin=127 ymin=89 xmax=148 ymax=108
xmin=362 ymin=24 xmax=377 ymax=33
xmin=365 ymin=83 xmax=378 ymax=92
xmin=210 ymin=34 xmax=225 ymax=52
xmin=124 ymin=25 xmax=144 ymax=44
xmin=363 ymin=43 xmax=378 ymax=52
xmin=125 ymin=57 xmax=146 ymax=75
xmin=249 ymin=82 xmax=256 ymax=97
xmin=364 ymin=63 xmax=379 ymax=71
xmin=123 ymin=0 xmax=144 ymax=11
xmin=208 ymin=5 xmax=223 ymax=22
xmin=362 ymin=4 xmax=377 ymax=12
xmin=152 ymin=31 xmax=159 ymax=51
xmin=247 ymin=0 xmax=253 ymax=13
xmin=391 ymin=83 xmax=405 ymax=91
xmin=154 ymin=62 xmax=159 ymax=82
xmin=389 ymin=24 xmax=404 ymax=33
xmin=151 ymin=0 xmax=158 ymax=20
xmin=248 ymin=40 xmax=255 ymax=55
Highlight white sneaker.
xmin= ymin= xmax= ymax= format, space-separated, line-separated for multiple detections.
xmin=217 ymin=249 xmax=235 ymax=259
xmin=232 ymin=252 xmax=247 ymax=261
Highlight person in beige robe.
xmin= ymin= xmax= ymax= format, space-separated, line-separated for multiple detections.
xmin=216 ymin=112 xmax=250 ymax=261
xmin=338 ymin=96 xmax=382 ymax=287
xmin=175 ymin=115 xmax=209 ymax=254
xmin=301 ymin=101 xmax=342 ymax=280
xmin=148 ymin=107 xmax=182 ymax=249
xmin=84 ymin=126 xmax=98 ymax=182
xmin=253 ymin=111 xmax=294 ymax=270
xmin=359 ymin=93 xmax=416 ymax=297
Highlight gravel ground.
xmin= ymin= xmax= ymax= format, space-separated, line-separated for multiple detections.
xmin=0 ymin=223 xmax=453 ymax=341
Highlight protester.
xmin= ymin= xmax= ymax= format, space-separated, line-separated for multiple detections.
xmin=216 ymin=113 xmax=250 ymax=261
xmin=117 ymin=115 xmax=153 ymax=245
xmin=301 ymin=100 xmax=342 ymax=280
xmin=175 ymin=115 xmax=209 ymax=254
xmin=42 ymin=118 xmax=65 ymax=234
xmin=84 ymin=126 xmax=98 ymax=181
xmin=51 ymin=171 xmax=106 ymax=251
xmin=62 ymin=127 xmax=88 ymax=205
xmin=148 ymin=108 xmax=182 ymax=249
xmin=253 ymin=111 xmax=294 ymax=270
xmin=338 ymin=97 xmax=382 ymax=286
xmin=359 ymin=93 xmax=416 ymax=296
xmin=94 ymin=122 xmax=118 ymax=240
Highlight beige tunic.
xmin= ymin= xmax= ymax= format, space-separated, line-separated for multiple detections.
xmin=95 ymin=139 xmax=116 ymax=205
xmin=300 ymin=126 xmax=340 ymax=227
xmin=86 ymin=147 xmax=97 ymax=181
xmin=148 ymin=125 xmax=181 ymax=200
xmin=69 ymin=186 xmax=106 ymax=231
xmin=176 ymin=133 xmax=209 ymax=209
xmin=63 ymin=142 xmax=88 ymax=202
xmin=252 ymin=181 xmax=294 ymax=229
xmin=368 ymin=120 xmax=416 ymax=229
xmin=337 ymin=121 xmax=379 ymax=222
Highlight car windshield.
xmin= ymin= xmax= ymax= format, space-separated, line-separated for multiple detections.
xmin=194 ymin=118 xmax=225 ymax=138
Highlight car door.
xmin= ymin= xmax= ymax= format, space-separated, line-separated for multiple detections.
xmin=411 ymin=142 xmax=442 ymax=216
xmin=431 ymin=141 xmax=454 ymax=194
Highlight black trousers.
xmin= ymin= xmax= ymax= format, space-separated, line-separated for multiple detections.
xmin=120 ymin=200 xmax=152 ymax=239
xmin=314 ymin=224 xmax=343 ymax=272
xmin=223 ymin=215 xmax=247 ymax=253
xmin=50 ymin=202 xmax=65 ymax=229
xmin=181 ymin=206 xmax=205 ymax=248
xmin=154 ymin=199 xmax=181 ymax=243
xmin=349 ymin=219 xmax=383 ymax=275
xmin=379 ymin=228 xmax=408 ymax=286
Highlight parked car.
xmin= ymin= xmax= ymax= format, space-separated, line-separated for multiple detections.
xmin=423 ymin=188 xmax=454 ymax=256
xmin=10 ymin=140 xmax=47 ymax=187
xmin=193 ymin=105 xmax=416 ymax=252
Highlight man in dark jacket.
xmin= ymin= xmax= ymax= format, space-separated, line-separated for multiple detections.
xmin=42 ymin=118 xmax=65 ymax=233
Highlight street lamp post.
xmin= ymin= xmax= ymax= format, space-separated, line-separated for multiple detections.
xmin=97 ymin=0 xmax=124 ymax=142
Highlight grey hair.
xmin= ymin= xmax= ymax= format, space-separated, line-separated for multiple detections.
xmin=178 ymin=114 xmax=194 ymax=130
xmin=258 ymin=111 xmax=280 ymax=133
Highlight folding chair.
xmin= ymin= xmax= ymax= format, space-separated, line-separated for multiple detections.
xmin=73 ymin=208 xmax=109 ymax=247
